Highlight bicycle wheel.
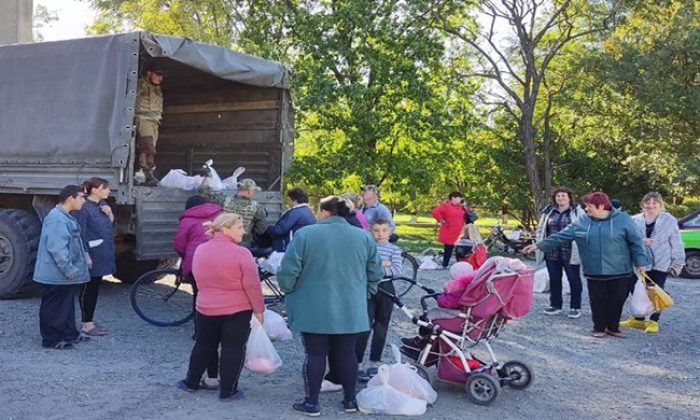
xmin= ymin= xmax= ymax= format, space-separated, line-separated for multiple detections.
xmin=402 ymin=251 xmax=419 ymax=282
xmin=130 ymin=268 xmax=195 ymax=327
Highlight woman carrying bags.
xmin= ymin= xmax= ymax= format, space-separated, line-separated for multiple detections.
xmin=177 ymin=213 xmax=265 ymax=401
xmin=523 ymin=192 xmax=648 ymax=338
xmin=621 ymin=192 xmax=685 ymax=334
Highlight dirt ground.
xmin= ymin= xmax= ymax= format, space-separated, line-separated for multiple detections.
xmin=1 ymin=264 xmax=699 ymax=420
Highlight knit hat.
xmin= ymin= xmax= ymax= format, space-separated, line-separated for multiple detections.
xmin=238 ymin=178 xmax=261 ymax=191
xmin=449 ymin=262 xmax=474 ymax=279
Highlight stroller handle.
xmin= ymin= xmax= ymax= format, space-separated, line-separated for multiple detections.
xmin=420 ymin=292 xmax=441 ymax=311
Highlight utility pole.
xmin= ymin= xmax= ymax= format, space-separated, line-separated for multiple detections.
xmin=0 ymin=0 xmax=33 ymax=45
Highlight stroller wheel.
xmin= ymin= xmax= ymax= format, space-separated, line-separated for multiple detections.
xmin=410 ymin=363 xmax=435 ymax=386
xmin=465 ymin=373 xmax=501 ymax=406
xmin=498 ymin=360 xmax=534 ymax=390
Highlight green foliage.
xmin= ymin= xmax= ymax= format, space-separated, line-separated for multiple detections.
xmin=83 ymin=0 xmax=698 ymax=219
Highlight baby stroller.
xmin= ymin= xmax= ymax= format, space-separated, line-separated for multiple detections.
xmin=384 ymin=257 xmax=535 ymax=405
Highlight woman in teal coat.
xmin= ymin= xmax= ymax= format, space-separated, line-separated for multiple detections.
xmin=524 ymin=191 xmax=648 ymax=338
xmin=277 ymin=196 xmax=383 ymax=416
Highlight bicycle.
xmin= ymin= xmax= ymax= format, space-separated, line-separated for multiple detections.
xmin=130 ymin=268 xmax=195 ymax=327
xmin=483 ymin=225 xmax=535 ymax=260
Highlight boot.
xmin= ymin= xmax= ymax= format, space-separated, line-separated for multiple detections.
xmin=619 ymin=317 xmax=646 ymax=329
xmin=134 ymin=169 xmax=147 ymax=185
xmin=144 ymin=168 xmax=159 ymax=186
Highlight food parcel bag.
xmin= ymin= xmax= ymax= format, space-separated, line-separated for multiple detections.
xmin=158 ymin=169 xmax=203 ymax=190
xmin=629 ymin=275 xmax=655 ymax=318
xmin=357 ymin=365 xmax=427 ymax=416
xmin=244 ymin=317 xmax=282 ymax=374
xmin=263 ymin=309 xmax=292 ymax=341
xmin=367 ymin=345 xmax=437 ymax=404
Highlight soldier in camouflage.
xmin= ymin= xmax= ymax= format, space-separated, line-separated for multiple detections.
xmin=206 ymin=178 xmax=268 ymax=248
xmin=135 ymin=66 xmax=164 ymax=186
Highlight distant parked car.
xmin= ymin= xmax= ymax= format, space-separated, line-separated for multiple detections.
xmin=679 ymin=210 xmax=700 ymax=279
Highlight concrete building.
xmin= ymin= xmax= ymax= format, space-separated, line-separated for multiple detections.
xmin=0 ymin=0 xmax=33 ymax=44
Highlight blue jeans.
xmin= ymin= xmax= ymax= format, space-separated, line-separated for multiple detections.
xmin=546 ymin=259 xmax=582 ymax=310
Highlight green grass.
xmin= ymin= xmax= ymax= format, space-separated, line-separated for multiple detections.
xmin=393 ymin=213 xmax=522 ymax=253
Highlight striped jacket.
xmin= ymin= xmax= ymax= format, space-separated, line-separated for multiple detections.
xmin=631 ymin=212 xmax=685 ymax=272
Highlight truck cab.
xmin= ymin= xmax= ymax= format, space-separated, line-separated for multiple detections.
xmin=0 ymin=32 xmax=293 ymax=297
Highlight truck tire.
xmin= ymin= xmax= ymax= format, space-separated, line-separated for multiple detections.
xmin=0 ymin=209 xmax=41 ymax=299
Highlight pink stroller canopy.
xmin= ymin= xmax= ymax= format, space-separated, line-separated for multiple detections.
xmin=458 ymin=257 xmax=534 ymax=319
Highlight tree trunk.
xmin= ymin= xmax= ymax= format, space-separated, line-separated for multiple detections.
xmin=519 ymin=108 xmax=545 ymax=212
xmin=543 ymin=98 xmax=553 ymax=202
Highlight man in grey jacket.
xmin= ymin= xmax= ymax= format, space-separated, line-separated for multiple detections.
xmin=34 ymin=185 xmax=91 ymax=349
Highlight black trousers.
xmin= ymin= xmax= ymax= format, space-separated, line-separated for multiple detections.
xmin=303 ymin=332 xmax=359 ymax=405
xmin=185 ymin=310 xmax=251 ymax=397
xmin=442 ymin=244 xmax=455 ymax=267
xmin=634 ymin=270 xmax=668 ymax=322
xmin=355 ymin=282 xmax=395 ymax=363
xmin=79 ymin=276 xmax=103 ymax=323
xmin=39 ymin=284 xmax=80 ymax=347
xmin=546 ymin=259 xmax=582 ymax=310
xmin=587 ymin=277 xmax=629 ymax=333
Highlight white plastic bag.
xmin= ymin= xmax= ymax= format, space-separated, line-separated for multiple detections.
xmin=417 ymin=248 xmax=440 ymax=270
xmin=357 ymin=365 xmax=427 ymax=416
xmin=367 ymin=345 xmax=437 ymax=404
xmin=158 ymin=169 xmax=204 ymax=190
xmin=222 ymin=167 xmax=246 ymax=190
xmin=263 ymin=309 xmax=292 ymax=341
xmin=533 ymin=267 xmax=571 ymax=294
xmin=629 ymin=277 xmax=655 ymax=318
xmin=201 ymin=159 xmax=225 ymax=191
xmin=262 ymin=251 xmax=285 ymax=274
xmin=244 ymin=317 xmax=282 ymax=374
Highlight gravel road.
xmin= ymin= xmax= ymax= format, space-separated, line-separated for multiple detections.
xmin=1 ymin=264 xmax=698 ymax=420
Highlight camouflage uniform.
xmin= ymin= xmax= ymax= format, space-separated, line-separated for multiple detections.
xmin=204 ymin=188 xmax=268 ymax=248
xmin=135 ymin=78 xmax=163 ymax=176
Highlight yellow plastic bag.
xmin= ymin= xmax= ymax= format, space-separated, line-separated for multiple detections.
xmin=640 ymin=273 xmax=674 ymax=312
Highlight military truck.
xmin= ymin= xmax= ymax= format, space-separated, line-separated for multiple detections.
xmin=0 ymin=32 xmax=294 ymax=297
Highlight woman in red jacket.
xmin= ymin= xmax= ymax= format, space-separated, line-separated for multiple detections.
xmin=432 ymin=192 xmax=468 ymax=268
xmin=177 ymin=213 xmax=265 ymax=401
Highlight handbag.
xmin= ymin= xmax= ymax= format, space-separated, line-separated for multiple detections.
xmin=640 ymin=272 xmax=674 ymax=312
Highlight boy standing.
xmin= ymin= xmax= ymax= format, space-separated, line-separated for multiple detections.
xmin=356 ymin=218 xmax=402 ymax=380
xmin=34 ymin=185 xmax=91 ymax=349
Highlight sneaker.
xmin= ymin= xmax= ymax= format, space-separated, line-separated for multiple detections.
xmin=176 ymin=379 xmax=197 ymax=393
xmin=568 ymin=309 xmax=581 ymax=319
xmin=293 ymin=400 xmax=321 ymax=417
xmin=644 ymin=320 xmax=659 ymax=334
xmin=320 ymin=379 xmax=342 ymax=393
xmin=342 ymin=399 xmax=358 ymax=413
xmin=219 ymin=389 xmax=244 ymax=401
xmin=619 ymin=317 xmax=646 ymax=329
xmin=543 ymin=307 xmax=562 ymax=315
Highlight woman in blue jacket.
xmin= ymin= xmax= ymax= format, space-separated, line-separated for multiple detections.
xmin=72 ymin=178 xmax=116 ymax=336
xmin=264 ymin=187 xmax=316 ymax=252
xmin=524 ymin=192 xmax=649 ymax=338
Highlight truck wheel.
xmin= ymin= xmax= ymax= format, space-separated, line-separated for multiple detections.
xmin=682 ymin=251 xmax=700 ymax=279
xmin=0 ymin=209 xmax=41 ymax=299
xmin=114 ymin=252 xmax=161 ymax=284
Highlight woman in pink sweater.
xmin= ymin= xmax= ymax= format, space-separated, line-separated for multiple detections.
xmin=177 ymin=213 xmax=265 ymax=401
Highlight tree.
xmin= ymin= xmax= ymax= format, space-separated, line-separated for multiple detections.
xmin=428 ymin=0 xmax=628 ymax=211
